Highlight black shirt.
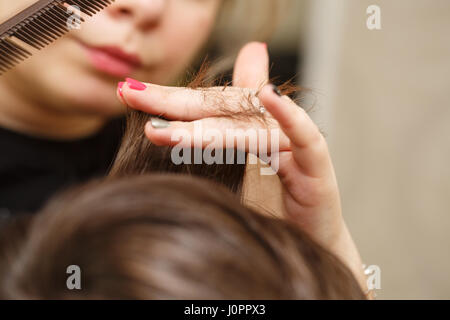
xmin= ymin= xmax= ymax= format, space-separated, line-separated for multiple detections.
xmin=0 ymin=118 xmax=124 ymax=217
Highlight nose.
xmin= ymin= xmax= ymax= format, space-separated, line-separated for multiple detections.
xmin=108 ymin=0 xmax=166 ymax=31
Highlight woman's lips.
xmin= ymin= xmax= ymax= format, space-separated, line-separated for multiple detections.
xmin=81 ymin=43 xmax=143 ymax=78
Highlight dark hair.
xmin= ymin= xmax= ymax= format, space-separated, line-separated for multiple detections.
xmin=0 ymin=174 xmax=365 ymax=299
xmin=109 ymin=110 xmax=247 ymax=194
xmin=108 ymin=66 xmax=253 ymax=194
xmin=109 ymin=67 xmax=302 ymax=195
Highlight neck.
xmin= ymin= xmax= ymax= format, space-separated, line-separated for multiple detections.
xmin=0 ymin=77 xmax=106 ymax=140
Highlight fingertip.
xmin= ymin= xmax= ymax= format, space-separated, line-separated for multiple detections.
xmin=144 ymin=121 xmax=168 ymax=146
xmin=259 ymin=84 xmax=297 ymax=131
xmin=233 ymin=42 xmax=270 ymax=88
xmin=119 ymin=84 xmax=145 ymax=111
xmin=259 ymin=84 xmax=282 ymax=106
xmin=116 ymin=82 xmax=126 ymax=105
xmin=271 ymin=84 xmax=282 ymax=97
xmin=118 ymin=82 xmax=124 ymax=96
xmin=144 ymin=120 xmax=153 ymax=133
xmin=242 ymin=41 xmax=268 ymax=52
xmin=144 ymin=121 xmax=152 ymax=137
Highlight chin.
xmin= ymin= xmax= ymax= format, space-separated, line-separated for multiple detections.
xmin=74 ymin=91 xmax=126 ymax=117
xmin=55 ymin=76 xmax=125 ymax=117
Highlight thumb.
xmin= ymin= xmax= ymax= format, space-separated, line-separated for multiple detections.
xmin=233 ymin=42 xmax=269 ymax=89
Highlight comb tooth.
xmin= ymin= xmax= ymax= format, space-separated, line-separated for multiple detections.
xmin=32 ymin=11 xmax=63 ymax=39
xmin=34 ymin=17 xmax=62 ymax=41
xmin=24 ymin=19 xmax=54 ymax=45
xmin=16 ymin=23 xmax=49 ymax=49
xmin=88 ymin=3 xmax=103 ymax=11
xmin=53 ymin=4 xmax=75 ymax=22
xmin=46 ymin=7 xmax=72 ymax=28
xmin=0 ymin=49 xmax=18 ymax=68
xmin=0 ymin=44 xmax=24 ymax=63
xmin=39 ymin=16 xmax=65 ymax=38
xmin=0 ymin=63 xmax=13 ymax=75
xmin=66 ymin=1 xmax=96 ymax=16
xmin=0 ymin=66 xmax=9 ymax=76
xmin=90 ymin=0 xmax=108 ymax=11
xmin=0 ymin=0 xmax=115 ymax=75
xmin=0 ymin=49 xmax=17 ymax=66
xmin=45 ymin=5 xmax=82 ymax=36
xmin=13 ymin=31 xmax=45 ymax=50
xmin=25 ymin=19 xmax=54 ymax=44
xmin=92 ymin=0 xmax=114 ymax=13
xmin=86 ymin=0 xmax=109 ymax=12
xmin=19 ymin=24 xmax=50 ymax=47
xmin=28 ymin=19 xmax=57 ymax=42
xmin=0 ymin=50 xmax=13 ymax=65
xmin=0 ymin=50 xmax=8 ymax=65
xmin=0 ymin=55 xmax=8 ymax=68
xmin=9 ymin=41 xmax=32 ymax=60
xmin=41 ymin=11 xmax=68 ymax=35
xmin=0 ymin=38 xmax=31 ymax=60
xmin=69 ymin=0 xmax=113 ymax=16
xmin=92 ymin=0 xmax=114 ymax=10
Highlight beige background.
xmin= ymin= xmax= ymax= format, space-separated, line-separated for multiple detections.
xmin=301 ymin=0 xmax=450 ymax=299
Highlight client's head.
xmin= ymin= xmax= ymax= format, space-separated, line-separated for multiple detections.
xmin=0 ymin=174 xmax=365 ymax=299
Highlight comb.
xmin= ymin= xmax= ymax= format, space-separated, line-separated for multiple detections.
xmin=0 ymin=0 xmax=115 ymax=75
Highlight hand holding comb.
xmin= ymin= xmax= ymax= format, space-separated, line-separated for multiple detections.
xmin=0 ymin=0 xmax=115 ymax=75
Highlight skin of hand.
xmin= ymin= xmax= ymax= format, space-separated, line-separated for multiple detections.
xmin=232 ymin=43 xmax=287 ymax=221
xmin=117 ymin=43 xmax=370 ymax=295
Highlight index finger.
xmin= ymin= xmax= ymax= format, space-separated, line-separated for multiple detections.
xmin=120 ymin=82 xmax=259 ymax=121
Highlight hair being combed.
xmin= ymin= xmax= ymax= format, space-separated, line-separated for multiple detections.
xmin=109 ymin=61 xmax=303 ymax=195
xmin=108 ymin=65 xmax=250 ymax=193
xmin=0 ymin=174 xmax=366 ymax=300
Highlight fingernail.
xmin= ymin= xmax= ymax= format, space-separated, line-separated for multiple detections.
xmin=262 ymin=42 xmax=268 ymax=50
xmin=125 ymin=77 xmax=147 ymax=91
xmin=118 ymin=82 xmax=125 ymax=97
xmin=271 ymin=84 xmax=282 ymax=97
xmin=150 ymin=118 xmax=170 ymax=129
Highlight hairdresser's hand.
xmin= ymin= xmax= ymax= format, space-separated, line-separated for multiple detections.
xmin=117 ymin=42 xmax=292 ymax=153
xmin=117 ymin=44 xmax=339 ymax=245
xmin=116 ymin=43 xmax=367 ymax=293
xmin=257 ymin=86 xmax=342 ymax=240
xmin=257 ymin=85 xmax=368 ymax=294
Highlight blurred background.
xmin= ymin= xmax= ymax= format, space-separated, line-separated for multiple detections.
xmin=239 ymin=0 xmax=449 ymax=299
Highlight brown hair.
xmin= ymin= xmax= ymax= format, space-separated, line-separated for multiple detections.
xmin=109 ymin=63 xmax=302 ymax=195
xmin=109 ymin=109 xmax=247 ymax=194
xmin=0 ymin=174 xmax=365 ymax=299
xmin=109 ymin=66 xmax=253 ymax=194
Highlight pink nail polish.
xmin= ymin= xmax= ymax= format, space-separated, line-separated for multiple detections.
xmin=126 ymin=77 xmax=147 ymax=91
xmin=118 ymin=82 xmax=125 ymax=97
